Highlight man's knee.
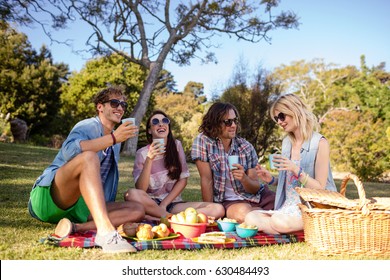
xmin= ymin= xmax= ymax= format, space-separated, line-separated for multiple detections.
xmin=79 ymin=151 xmax=99 ymax=166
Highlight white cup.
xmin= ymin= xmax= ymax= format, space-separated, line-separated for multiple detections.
xmin=122 ymin=117 xmax=135 ymax=126
xmin=269 ymin=154 xmax=280 ymax=169
xmin=153 ymin=138 xmax=165 ymax=152
xmin=228 ymin=155 xmax=239 ymax=170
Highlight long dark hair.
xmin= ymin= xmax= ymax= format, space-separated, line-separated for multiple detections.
xmin=199 ymin=102 xmax=241 ymax=138
xmin=146 ymin=110 xmax=182 ymax=180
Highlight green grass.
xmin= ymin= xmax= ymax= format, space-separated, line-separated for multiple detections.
xmin=0 ymin=142 xmax=389 ymax=260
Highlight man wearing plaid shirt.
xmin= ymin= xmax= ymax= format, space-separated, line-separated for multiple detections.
xmin=191 ymin=102 xmax=275 ymax=223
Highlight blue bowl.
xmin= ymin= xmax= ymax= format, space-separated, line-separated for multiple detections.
xmin=217 ymin=220 xmax=238 ymax=232
xmin=235 ymin=224 xmax=258 ymax=238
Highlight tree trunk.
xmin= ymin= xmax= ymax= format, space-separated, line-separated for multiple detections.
xmin=122 ymin=62 xmax=163 ymax=155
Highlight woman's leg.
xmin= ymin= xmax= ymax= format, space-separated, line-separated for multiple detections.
xmin=245 ymin=211 xmax=278 ymax=234
xmin=124 ymin=188 xmax=168 ymax=218
xmin=245 ymin=211 xmax=303 ymax=234
xmin=171 ymin=202 xmax=225 ymax=219
xmin=269 ymin=212 xmax=303 ymax=233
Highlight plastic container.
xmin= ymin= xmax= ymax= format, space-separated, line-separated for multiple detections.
xmin=217 ymin=220 xmax=238 ymax=232
xmin=169 ymin=220 xmax=207 ymax=238
xmin=235 ymin=225 xmax=258 ymax=238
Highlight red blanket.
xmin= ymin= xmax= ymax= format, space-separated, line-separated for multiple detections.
xmin=41 ymin=225 xmax=304 ymax=250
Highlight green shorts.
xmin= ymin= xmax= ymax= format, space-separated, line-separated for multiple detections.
xmin=29 ymin=185 xmax=90 ymax=224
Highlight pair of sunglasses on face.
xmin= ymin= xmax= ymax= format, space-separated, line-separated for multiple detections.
xmin=274 ymin=112 xmax=286 ymax=122
xmin=103 ymin=99 xmax=128 ymax=111
xmin=222 ymin=117 xmax=239 ymax=127
xmin=151 ymin=117 xmax=170 ymax=126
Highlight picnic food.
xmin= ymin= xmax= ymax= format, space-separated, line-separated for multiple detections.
xmin=152 ymin=223 xmax=170 ymax=238
xmin=197 ymin=232 xmax=227 ymax=243
xmin=117 ymin=222 xmax=139 ymax=237
xmin=170 ymin=207 xmax=208 ymax=224
xmin=196 ymin=212 xmax=208 ymax=223
xmin=219 ymin=217 xmax=237 ymax=223
xmin=238 ymin=223 xmax=257 ymax=229
xmin=136 ymin=223 xmax=154 ymax=240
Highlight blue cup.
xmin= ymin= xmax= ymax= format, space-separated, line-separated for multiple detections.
xmin=269 ymin=154 xmax=280 ymax=169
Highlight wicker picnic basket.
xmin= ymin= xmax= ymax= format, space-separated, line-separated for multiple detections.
xmin=297 ymin=173 xmax=390 ymax=256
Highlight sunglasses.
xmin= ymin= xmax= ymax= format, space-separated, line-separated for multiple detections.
xmin=151 ymin=117 xmax=170 ymax=126
xmin=222 ymin=117 xmax=239 ymax=127
xmin=103 ymin=99 xmax=128 ymax=110
xmin=274 ymin=112 xmax=286 ymax=122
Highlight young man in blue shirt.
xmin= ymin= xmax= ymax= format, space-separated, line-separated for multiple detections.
xmin=28 ymin=87 xmax=145 ymax=253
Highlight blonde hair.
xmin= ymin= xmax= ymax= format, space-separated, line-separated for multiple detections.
xmin=269 ymin=94 xmax=319 ymax=143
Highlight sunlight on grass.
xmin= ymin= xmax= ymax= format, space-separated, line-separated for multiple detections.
xmin=0 ymin=142 xmax=388 ymax=260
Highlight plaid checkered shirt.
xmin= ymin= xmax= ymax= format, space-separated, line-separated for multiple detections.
xmin=191 ymin=133 xmax=262 ymax=203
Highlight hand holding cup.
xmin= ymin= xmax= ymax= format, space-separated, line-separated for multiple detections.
xmin=228 ymin=155 xmax=239 ymax=170
xmin=152 ymin=138 xmax=165 ymax=154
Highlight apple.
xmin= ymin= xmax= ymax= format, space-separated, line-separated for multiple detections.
xmin=171 ymin=214 xmax=178 ymax=223
xmin=184 ymin=207 xmax=197 ymax=216
xmin=176 ymin=212 xmax=186 ymax=223
xmin=197 ymin=212 xmax=208 ymax=223
xmin=185 ymin=212 xmax=198 ymax=224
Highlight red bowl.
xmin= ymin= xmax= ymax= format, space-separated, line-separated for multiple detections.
xmin=169 ymin=220 xmax=208 ymax=238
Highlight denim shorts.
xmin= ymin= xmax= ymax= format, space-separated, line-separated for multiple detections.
xmin=151 ymin=198 xmax=182 ymax=213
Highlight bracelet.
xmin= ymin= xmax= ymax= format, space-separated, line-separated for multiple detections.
xmin=110 ymin=132 xmax=116 ymax=145
xmin=301 ymin=173 xmax=309 ymax=186
xmin=268 ymin=176 xmax=275 ymax=185
xmin=297 ymin=166 xmax=303 ymax=178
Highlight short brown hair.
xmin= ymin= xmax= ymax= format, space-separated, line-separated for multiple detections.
xmin=92 ymin=87 xmax=126 ymax=114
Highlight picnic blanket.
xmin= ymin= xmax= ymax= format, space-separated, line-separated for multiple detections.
xmin=41 ymin=225 xmax=305 ymax=250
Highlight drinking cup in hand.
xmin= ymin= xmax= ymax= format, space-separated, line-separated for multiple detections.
xmin=153 ymin=138 xmax=165 ymax=153
xmin=269 ymin=154 xmax=280 ymax=169
xmin=122 ymin=118 xmax=135 ymax=126
xmin=228 ymin=155 xmax=239 ymax=170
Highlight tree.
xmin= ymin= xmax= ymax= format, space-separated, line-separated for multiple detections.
xmin=60 ymin=53 xmax=147 ymax=127
xmin=183 ymin=81 xmax=207 ymax=104
xmin=272 ymin=59 xmax=360 ymax=118
xmin=321 ymin=110 xmax=389 ymax=181
xmin=220 ymin=60 xmax=282 ymax=159
xmin=16 ymin=0 xmax=299 ymax=154
xmin=0 ymin=21 xmax=68 ymax=139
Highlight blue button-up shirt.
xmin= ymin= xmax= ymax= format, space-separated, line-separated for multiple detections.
xmin=32 ymin=116 xmax=121 ymax=202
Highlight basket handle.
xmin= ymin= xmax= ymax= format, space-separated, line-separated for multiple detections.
xmin=339 ymin=173 xmax=369 ymax=214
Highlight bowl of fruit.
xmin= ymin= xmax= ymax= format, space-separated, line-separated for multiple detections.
xmin=169 ymin=207 xmax=208 ymax=238
xmin=235 ymin=223 xmax=258 ymax=238
xmin=216 ymin=218 xmax=239 ymax=232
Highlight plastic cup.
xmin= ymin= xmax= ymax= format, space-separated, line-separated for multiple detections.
xmin=228 ymin=155 xmax=239 ymax=170
xmin=153 ymin=138 xmax=165 ymax=152
xmin=122 ymin=117 xmax=135 ymax=126
xmin=269 ymin=154 xmax=280 ymax=169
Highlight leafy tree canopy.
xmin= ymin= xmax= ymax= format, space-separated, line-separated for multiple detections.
xmin=12 ymin=0 xmax=299 ymax=155
xmin=0 ymin=21 xmax=68 ymax=137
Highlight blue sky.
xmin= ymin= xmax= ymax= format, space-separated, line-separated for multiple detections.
xmin=19 ymin=0 xmax=390 ymax=99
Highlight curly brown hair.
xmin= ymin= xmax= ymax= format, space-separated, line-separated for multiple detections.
xmin=199 ymin=102 xmax=241 ymax=138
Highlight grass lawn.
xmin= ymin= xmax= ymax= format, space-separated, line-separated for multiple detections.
xmin=0 ymin=142 xmax=389 ymax=260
